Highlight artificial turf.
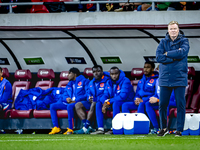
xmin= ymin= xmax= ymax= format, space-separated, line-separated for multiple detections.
xmin=1 ymin=134 xmax=200 ymax=150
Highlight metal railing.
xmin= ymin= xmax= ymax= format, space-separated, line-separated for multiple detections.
xmin=0 ymin=0 xmax=199 ymax=13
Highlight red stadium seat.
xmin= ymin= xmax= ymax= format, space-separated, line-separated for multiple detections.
xmin=174 ymin=85 xmax=200 ymax=117
xmin=12 ymin=69 xmax=32 ymax=104
xmin=10 ymin=69 xmax=32 ymax=118
xmin=57 ymin=71 xmax=69 ymax=88
xmin=33 ymin=69 xmax=63 ymax=119
xmin=130 ymin=68 xmax=143 ymax=92
xmin=2 ymin=68 xmax=9 ymax=78
xmin=171 ymin=67 xmax=197 ymax=117
xmin=35 ymin=69 xmax=55 ymax=90
xmin=185 ymin=67 xmax=195 ymax=109
xmin=185 ymin=84 xmax=200 ymax=113
xmin=104 ymin=110 xmax=113 ymax=118
xmin=83 ymin=68 xmax=93 ymax=80
xmin=26 ymin=5 xmax=49 ymax=13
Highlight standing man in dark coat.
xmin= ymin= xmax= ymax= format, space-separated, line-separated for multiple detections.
xmin=156 ymin=21 xmax=190 ymax=137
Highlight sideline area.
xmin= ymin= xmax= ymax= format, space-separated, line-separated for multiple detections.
xmin=1 ymin=134 xmax=200 ymax=150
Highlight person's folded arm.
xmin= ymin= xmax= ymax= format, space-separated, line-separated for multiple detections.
xmin=156 ymin=39 xmax=174 ymax=63
xmin=167 ymin=39 xmax=190 ymax=59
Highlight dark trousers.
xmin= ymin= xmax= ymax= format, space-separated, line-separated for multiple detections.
xmin=159 ymin=86 xmax=186 ymax=132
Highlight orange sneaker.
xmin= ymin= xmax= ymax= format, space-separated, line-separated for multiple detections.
xmin=63 ymin=128 xmax=73 ymax=135
xmin=49 ymin=127 xmax=61 ymax=135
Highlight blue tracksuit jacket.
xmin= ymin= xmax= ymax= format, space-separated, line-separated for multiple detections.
xmin=87 ymin=72 xmax=111 ymax=102
xmin=0 ymin=77 xmax=12 ymax=110
xmin=100 ymin=70 xmax=135 ymax=104
xmin=59 ymin=75 xmax=90 ymax=104
xmin=134 ymin=71 xmax=159 ymax=102
xmin=156 ymin=30 xmax=190 ymax=87
xmin=15 ymin=87 xmax=64 ymax=110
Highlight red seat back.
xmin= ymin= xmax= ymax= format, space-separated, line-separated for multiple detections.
xmin=58 ymin=71 xmax=69 ymax=88
xmin=130 ymin=68 xmax=143 ymax=92
xmin=185 ymin=67 xmax=195 ymax=108
xmin=2 ymin=68 xmax=9 ymax=78
xmin=27 ymin=5 xmax=49 ymax=13
xmin=35 ymin=69 xmax=55 ymax=90
xmin=190 ymin=84 xmax=200 ymax=111
xmin=83 ymin=68 xmax=93 ymax=80
xmin=12 ymin=69 xmax=32 ymax=106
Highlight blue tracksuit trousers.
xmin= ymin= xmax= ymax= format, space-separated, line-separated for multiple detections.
xmin=121 ymin=102 xmax=138 ymax=113
xmin=159 ymin=86 xmax=186 ymax=132
xmin=145 ymin=102 xmax=159 ymax=129
xmin=96 ymin=101 xmax=124 ymax=128
xmin=50 ymin=102 xmax=76 ymax=129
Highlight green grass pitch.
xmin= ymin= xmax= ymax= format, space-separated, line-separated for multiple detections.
xmin=1 ymin=134 xmax=200 ymax=150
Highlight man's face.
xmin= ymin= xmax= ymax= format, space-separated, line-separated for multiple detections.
xmin=93 ymin=67 xmax=103 ymax=80
xmin=68 ymin=72 xmax=76 ymax=81
xmin=168 ymin=24 xmax=179 ymax=39
xmin=144 ymin=63 xmax=154 ymax=77
xmin=110 ymin=69 xmax=120 ymax=81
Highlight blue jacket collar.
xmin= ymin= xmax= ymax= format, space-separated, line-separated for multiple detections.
xmin=142 ymin=71 xmax=159 ymax=80
xmin=75 ymin=75 xmax=85 ymax=83
xmin=91 ymin=72 xmax=110 ymax=83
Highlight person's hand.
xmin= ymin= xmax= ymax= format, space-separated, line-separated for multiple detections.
xmin=66 ymin=98 xmax=72 ymax=103
xmin=134 ymin=98 xmax=143 ymax=105
xmin=69 ymin=101 xmax=76 ymax=104
xmin=88 ymin=96 xmax=93 ymax=103
xmin=179 ymin=48 xmax=181 ymax=50
xmin=102 ymin=106 xmax=106 ymax=114
xmin=149 ymin=97 xmax=158 ymax=104
xmin=164 ymin=52 xmax=167 ymax=56
xmin=102 ymin=101 xmax=110 ymax=113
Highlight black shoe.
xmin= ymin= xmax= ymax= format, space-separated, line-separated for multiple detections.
xmin=157 ymin=129 xmax=168 ymax=137
xmin=90 ymin=130 xmax=104 ymax=135
xmin=105 ymin=130 xmax=113 ymax=135
xmin=175 ymin=131 xmax=182 ymax=137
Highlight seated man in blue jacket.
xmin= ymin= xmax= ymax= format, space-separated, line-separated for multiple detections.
xmin=74 ymin=65 xmax=111 ymax=134
xmin=91 ymin=66 xmax=135 ymax=134
xmin=122 ymin=62 xmax=158 ymax=117
xmin=49 ymin=67 xmax=89 ymax=135
xmin=0 ymin=67 xmax=12 ymax=113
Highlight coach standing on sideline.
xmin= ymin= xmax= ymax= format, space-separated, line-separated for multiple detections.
xmin=156 ymin=21 xmax=190 ymax=137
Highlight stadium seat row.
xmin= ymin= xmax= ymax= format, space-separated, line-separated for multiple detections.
xmin=1 ymin=67 xmax=200 ymax=122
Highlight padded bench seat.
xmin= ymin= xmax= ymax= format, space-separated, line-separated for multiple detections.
xmin=10 ymin=109 xmax=33 ymax=118
xmin=0 ymin=110 xmax=11 ymax=119
xmin=33 ymin=110 xmax=68 ymax=118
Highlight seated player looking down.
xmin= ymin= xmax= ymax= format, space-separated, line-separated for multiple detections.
xmin=121 ymin=62 xmax=158 ymax=122
xmin=74 ymin=65 xmax=111 ymax=134
xmin=91 ymin=66 xmax=135 ymax=134
xmin=49 ymin=67 xmax=89 ymax=135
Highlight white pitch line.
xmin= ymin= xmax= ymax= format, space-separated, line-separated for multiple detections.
xmin=0 ymin=136 xmax=200 ymax=142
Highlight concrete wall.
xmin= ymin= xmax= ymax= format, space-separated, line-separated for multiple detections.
xmin=0 ymin=11 xmax=200 ymax=27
